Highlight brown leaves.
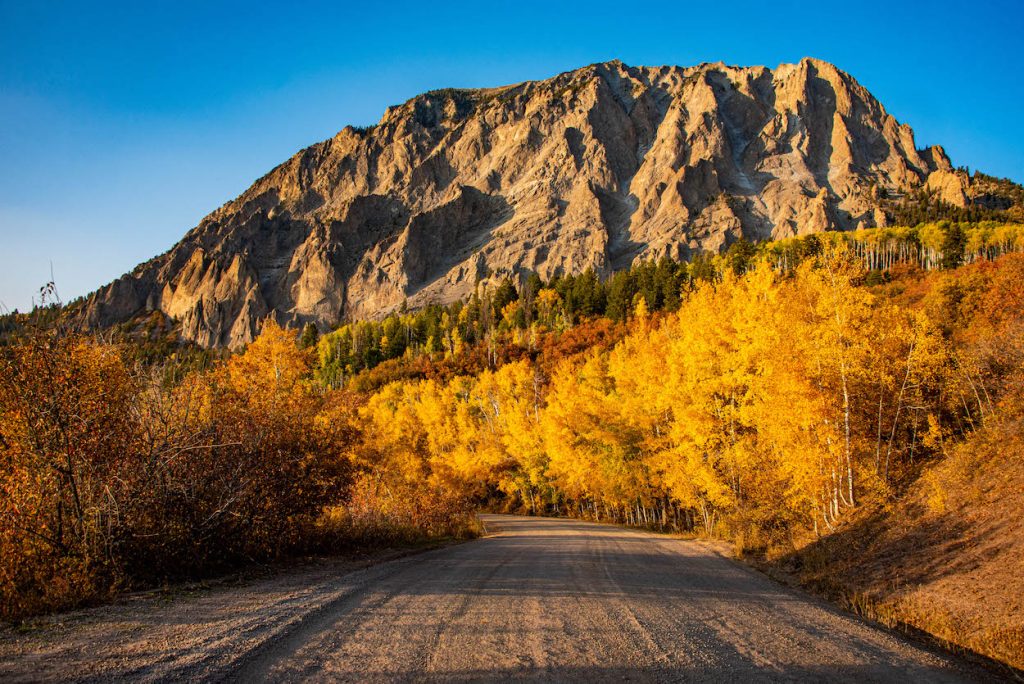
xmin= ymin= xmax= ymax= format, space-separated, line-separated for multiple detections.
xmin=0 ymin=322 xmax=355 ymax=619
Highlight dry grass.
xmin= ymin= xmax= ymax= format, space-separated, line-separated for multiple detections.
xmin=310 ymin=504 xmax=481 ymax=551
xmin=763 ymin=403 xmax=1024 ymax=674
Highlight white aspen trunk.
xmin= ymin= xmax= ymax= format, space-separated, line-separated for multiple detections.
xmin=841 ymin=363 xmax=855 ymax=507
xmin=875 ymin=386 xmax=885 ymax=475
xmin=883 ymin=338 xmax=916 ymax=482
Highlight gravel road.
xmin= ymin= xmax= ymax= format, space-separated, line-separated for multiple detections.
xmin=0 ymin=514 xmax=991 ymax=682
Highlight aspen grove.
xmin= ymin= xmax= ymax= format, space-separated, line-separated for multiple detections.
xmin=2 ymin=222 xmax=1023 ymax=619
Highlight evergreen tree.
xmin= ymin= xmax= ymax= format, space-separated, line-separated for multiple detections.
xmin=492 ymin=278 xmax=519 ymax=321
xmin=941 ymin=223 xmax=967 ymax=270
xmin=299 ymin=322 xmax=319 ymax=349
xmin=726 ymin=238 xmax=757 ymax=275
xmin=606 ymin=270 xmax=637 ymax=322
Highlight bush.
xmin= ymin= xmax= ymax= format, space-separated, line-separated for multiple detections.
xmin=0 ymin=322 xmax=353 ymax=620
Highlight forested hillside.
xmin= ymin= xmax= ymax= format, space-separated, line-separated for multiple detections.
xmin=2 ymin=220 xmax=1023 ymax=670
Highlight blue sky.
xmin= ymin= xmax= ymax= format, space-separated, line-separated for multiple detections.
xmin=1 ymin=0 xmax=1022 ymax=311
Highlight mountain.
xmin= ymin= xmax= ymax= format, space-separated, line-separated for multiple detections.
xmin=80 ymin=58 xmax=981 ymax=348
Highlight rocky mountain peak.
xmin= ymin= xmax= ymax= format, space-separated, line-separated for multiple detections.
xmin=79 ymin=59 xmax=973 ymax=348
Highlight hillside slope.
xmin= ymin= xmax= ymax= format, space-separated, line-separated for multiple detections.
xmin=782 ymin=402 xmax=1024 ymax=672
xmin=774 ymin=254 xmax=1024 ymax=672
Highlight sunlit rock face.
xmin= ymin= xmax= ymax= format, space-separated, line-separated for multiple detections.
xmin=80 ymin=58 xmax=960 ymax=348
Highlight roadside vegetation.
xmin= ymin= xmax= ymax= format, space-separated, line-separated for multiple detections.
xmin=2 ymin=220 xmax=1023 ymax=671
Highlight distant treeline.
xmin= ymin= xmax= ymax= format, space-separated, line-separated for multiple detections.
xmin=315 ymin=221 xmax=1024 ymax=384
xmin=884 ymin=171 xmax=1024 ymax=225
xmin=3 ymin=222 xmax=1022 ymax=385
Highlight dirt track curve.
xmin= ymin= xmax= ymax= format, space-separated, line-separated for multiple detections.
xmin=0 ymin=514 xmax=991 ymax=682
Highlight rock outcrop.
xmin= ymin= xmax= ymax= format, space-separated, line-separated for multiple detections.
xmin=80 ymin=58 xmax=965 ymax=347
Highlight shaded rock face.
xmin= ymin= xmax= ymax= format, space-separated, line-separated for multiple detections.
xmin=81 ymin=58 xmax=960 ymax=348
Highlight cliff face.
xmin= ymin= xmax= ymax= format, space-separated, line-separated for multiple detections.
xmin=81 ymin=58 xmax=962 ymax=348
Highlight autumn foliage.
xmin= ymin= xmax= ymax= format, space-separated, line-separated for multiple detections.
xmin=2 ymin=227 xmax=1023 ymax=642
xmin=0 ymin=322 xmax=356 ymax=618
xmin=350 ymin=246 xmax=960 ymax=540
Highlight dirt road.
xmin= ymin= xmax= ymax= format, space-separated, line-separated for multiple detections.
xmin=0 ymin=515 xmax=990 ymax=682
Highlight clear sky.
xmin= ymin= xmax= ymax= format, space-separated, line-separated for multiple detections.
xmin=1 ymin=0 xmax=1022 ymax=311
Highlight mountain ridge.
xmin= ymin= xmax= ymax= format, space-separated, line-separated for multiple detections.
xmin=78 ymin=58 xmax=995 ymax=347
